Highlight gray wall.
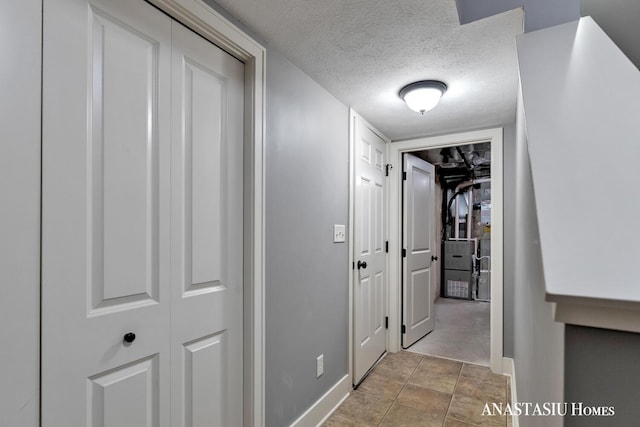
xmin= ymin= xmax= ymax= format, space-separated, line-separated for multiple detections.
xmin=265 ymin=48 xmax=350 ymax=426
xmin=512 ymin=86 xmax=564 ymax=426
xmin=0 ymin=1 xmax=41 ymax=426
xmin=201 ymin=3 xmax=351 ymax=425
xmin=565 ymin=325 xmax=640 ymax=425
xmin=502 ymin=123 xmax=516 ymax=359
xmin=581 ymin=0 xmax=640 ymax=69
xmin=455 ymin=0 xmax=579 ymax=32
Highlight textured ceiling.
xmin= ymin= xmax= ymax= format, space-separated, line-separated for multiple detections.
xmin=214 ymin=0 xmax=524 ymax=140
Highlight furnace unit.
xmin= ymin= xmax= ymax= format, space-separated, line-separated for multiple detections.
xmin=443 ymin=240 xmax=474 ymax=300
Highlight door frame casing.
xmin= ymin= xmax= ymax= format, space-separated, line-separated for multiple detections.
xmin=388 ymin=128 xmax=504 ymax=373
xmin=347 ymin=109 xmax=391 ymax=385
xmin=133 ymin=1 xmax=266 ymax=425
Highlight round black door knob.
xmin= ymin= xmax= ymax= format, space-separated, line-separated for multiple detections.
xmin=357 ymin=260 xmax=368 ymax=270
xmin=123 ymin=332 xmax=136 ymax=344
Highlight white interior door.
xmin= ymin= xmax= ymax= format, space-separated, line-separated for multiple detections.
xmin=353 ymin=118 xmax=387 ymax=385
xmin=170 ymin=21 xmax=244 ymax=427
xmin=402 ymin=154 xmax=436 ymax=348
xmin=42 ymin=0 xmax=243 ymax=425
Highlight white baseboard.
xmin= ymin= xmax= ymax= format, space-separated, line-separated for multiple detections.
xmin=289 ymin=374 xmax=351 ymax=427
xmin=502 ymin=356 xmax=514 ymax=376
xmin=503 ymin=357 xmax=519 ymax=427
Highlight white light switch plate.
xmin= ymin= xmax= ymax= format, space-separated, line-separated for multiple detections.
xmin=333 ymin=224 xmax=346 ymax=243
xmin=316 ymin=354 xmax=324 ymax=377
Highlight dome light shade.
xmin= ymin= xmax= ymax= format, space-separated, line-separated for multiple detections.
xmin=399 ymin=80 xmax=447 ymax=114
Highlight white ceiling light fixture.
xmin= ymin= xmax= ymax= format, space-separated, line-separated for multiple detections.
xmin=399 ymin=80 xmax=447 ymax=114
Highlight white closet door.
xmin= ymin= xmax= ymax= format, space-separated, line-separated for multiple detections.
xmin=42 ymin=0 xmax=244 ymax=425
xmin=42 ymin=0 xmax=172 ymax=424
xmin=170 ymin=21 xmax=244 ymax=427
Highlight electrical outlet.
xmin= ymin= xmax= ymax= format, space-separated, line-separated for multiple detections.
xmin=316 ymin=354 xmax=324 ymax=378
xmin=333 ymin=224 xmax=346 ymax=243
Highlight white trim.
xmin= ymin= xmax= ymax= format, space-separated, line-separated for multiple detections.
xmin=347 ymin=110 xmax=355 ymax=385
xmin=146 ymin=1 xmax=265 ymax=425
xmin=491 ymin=129 xmax=504 ymax=374
xmin=550 ymin=295 xmax=640 ymax=334
xmin=502 ymin=356 xmax=514 ymax=376
xmin=288 ymin=375 xmax=351 ymax=427
xmin=503 ymin=357 xmax=519 ymax=427
xmin=387 ymin=128 xmax=504 ymax=374
xmin=348 ymin=110 xmax=391 ymax=386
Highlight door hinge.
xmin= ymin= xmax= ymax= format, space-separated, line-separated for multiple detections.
xmin=385 ymin=316 xmax=389 ymax=329
xmin=385 ymin=163 xmax=392 ymax=176
xmin=401 ymin=324 xmax=406 ymax=334
xmin=402 ymin=171 xmax=407 ymax=181
xmin=385 ymin=241 xmax=389 ymax=253
xmin=402 ymin=248 xmax=406 ymax=258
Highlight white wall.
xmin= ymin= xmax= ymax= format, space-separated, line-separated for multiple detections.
xmin=512 ymin=85 xmax=564 ymax=426
xmin=0 ymin=1 xmax=41 ymax=426
xmin=517 ymin=17 xmax=640 ymax=304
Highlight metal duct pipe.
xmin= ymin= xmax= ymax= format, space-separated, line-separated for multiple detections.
xmin=454 ymin=177 xmax=490 ymax=194
xmin=467 ymin=187 xmax=473 ymax=239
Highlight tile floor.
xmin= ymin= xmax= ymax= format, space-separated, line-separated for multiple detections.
xmin=407 ymin=298 xmax=490 ymax=366
xmin=323 ymin=351 xmax=511 ymax=427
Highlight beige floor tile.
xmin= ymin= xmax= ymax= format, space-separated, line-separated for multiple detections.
xmin=444 ymin=417 xmax=478 ymax=427
xmin=460 ymin=364 xmax=506 ymax=389
xmin=329 ymin=354 xmax=508 ymax=427
xmin=385 ymin=351 xmax=424 ymax=367
xmin=374 ymin=357 xmax=419 ymax=384
xmin=334 ymin=390 xmax=394 ymax=426
xmin=419 ymin=355 xmax=464 ymax=376
xmin=455 ymin=376 xmax=506 ymax=404
xmin=371 ymin=351 xmax=423 ymax=384
xmin=321 ymin=413 xmax=375 ymax=427
xmin=447 ymin=392 xmax=484 ymax=424
xmin=408 ymin=355 xmax=462 ymax=394
xmin=447 ymin=393 xmax=506 ymax=427
xmin=379 ymin=402 xmax=445 ymax=427
xmin=479 ymin=416 xmax=507 ymax=427
xmin=396 ymin=383 xmax=451 ymax=416
xmin=357 ymin=370 xmax=406 ymax=400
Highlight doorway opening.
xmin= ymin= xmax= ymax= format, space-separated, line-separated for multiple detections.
xmin=401 ymin=142 xmax=492 ymax=366
xmin=387 ymin=128 xmax=504 ymax=374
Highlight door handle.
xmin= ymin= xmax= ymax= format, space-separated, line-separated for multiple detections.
xmin=357 ymin=260 xmax=368 ymax=270
xmin=123 ymin=332 xmax=136 ymax=344
xmin=432 ymin=255 xmax=438 ymax=261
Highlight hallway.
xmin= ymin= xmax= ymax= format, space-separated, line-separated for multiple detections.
xmin=323 ymin=351 xmax=511 ymax=426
